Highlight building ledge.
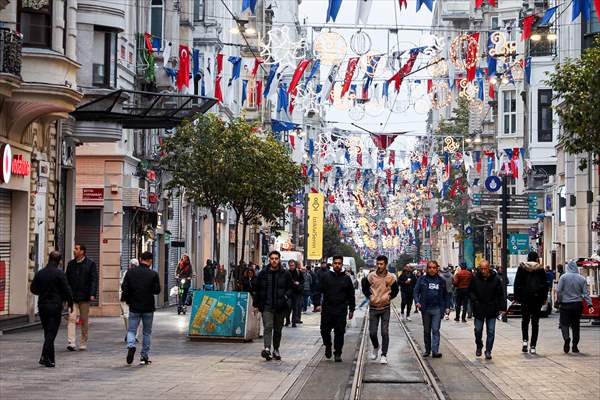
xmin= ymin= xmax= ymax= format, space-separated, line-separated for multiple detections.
xmin=0 ymin=72 xmax=21 ymax=98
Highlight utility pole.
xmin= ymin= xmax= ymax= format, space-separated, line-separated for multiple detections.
xmin=501 ymin=173 xmax=509 ymax=322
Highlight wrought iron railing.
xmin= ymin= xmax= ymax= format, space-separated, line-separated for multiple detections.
xmin=0 ymin=29 xmax=22 ymax=77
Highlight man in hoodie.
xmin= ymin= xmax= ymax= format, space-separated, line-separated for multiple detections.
xmin=440 ymin=266 xmax=455 ymax=320
xmin=414 ymin=260 xmax=449 ymax=358
xmin=453 ymin=263 xmax=472 ymax=322
xmin=556 ymin=260 xmax=594 ymax=353
xmin=514 ymin=251 xmax=548 ymax=354
xmin=469 ymin=260 xmax=505 ymax=360
xmin=361 ymin=255 xmax=399 ymax=364
xmin=314 ymin=255 xmax=355 ymax=362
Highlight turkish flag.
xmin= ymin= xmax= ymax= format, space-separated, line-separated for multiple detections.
xmin=256 ymin=80 xmax=262 ymax=108
xmin=215 ymin=53 xmax=224 ymax=104
xmin=144 ymin=33 xmax=153 ymax=55
xmin=176 ymin=45 xmax=190 ymax=91
xmin=341 ymin=57 xmax=360 ymax=98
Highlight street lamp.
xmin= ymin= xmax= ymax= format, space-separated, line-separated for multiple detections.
xmin=473 ymin=134 xmax=482 ymax=144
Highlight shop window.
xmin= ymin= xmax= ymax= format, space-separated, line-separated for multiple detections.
xmin=17 ymin=0 xmax=53 ymax=48
xmin=538 ymin=89 xmax=553 ymax=142
xmin=502 ymin=90 xmax=517 ymax=135
xmin=92 ymin=28 xmax=117 ymax=88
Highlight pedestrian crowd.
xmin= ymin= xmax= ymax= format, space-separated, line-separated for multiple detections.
xmin=29 ymin=246 xmax=594 ymax=369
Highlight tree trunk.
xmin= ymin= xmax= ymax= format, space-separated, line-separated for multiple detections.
xmin=234 ymin=211 xmax=241 ymax=266
xmin=241 ymin=217 xmax=249 ymax=264
xmin=211 ymin=207 xmax=219 ymax=264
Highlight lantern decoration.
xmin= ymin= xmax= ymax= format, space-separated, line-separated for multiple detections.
xmin=314 ymin=31 xmax=347 ymax=65
xmin=350 ymin=30 xmax=372 ymax=56
xmin=449 ymin=34 xmax=480 ymax=70
xmin=429 ymin=81 xmax=452 ymax=109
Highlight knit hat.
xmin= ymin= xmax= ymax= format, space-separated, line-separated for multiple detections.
xmin=129 ymin=258 xmax=139 ymax=267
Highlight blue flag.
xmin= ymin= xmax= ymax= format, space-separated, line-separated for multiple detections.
xmin=242 ymin=0 xmax=257 ymax=14
xmin=416 ymin=0 xmax=434 ymax=12
xmin=241 ymin=79 xmax=248 ymax=106
xmin=277 ymin=83 xmax=289 ymax=113
xmin=228 ymin=56 xmax=242 ymax=80
xmin=304 ymin=59 xmax=320 ymax=88
xmin=487 ymin=34 xmax=497 ymax=76
xmin=524 ymin=56 xmax=532 ymax=85
xmin=572 ymin=0 xmax=591 ymax=21
xmin=192 ymin=49 xmax=200 ymax=78
xmin=540 ymin=5 xmax=559 ymax=25
xmin=263 ymin=63 xmax=279 ymax=97
xmin=271 ymin=119 xmax=298 ymax=132
xmin=326 ymin=0 xmax=343 ymax=22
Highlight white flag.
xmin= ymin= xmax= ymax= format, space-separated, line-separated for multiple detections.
xmin=163 ymin=42 xmax=172 ymax=68
xmin=355 ymin=0 xmax=373 ymax=26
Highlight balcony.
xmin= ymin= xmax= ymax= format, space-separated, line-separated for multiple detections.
xmin=0 ymin=29 xmax=22 ymax=97
xmin=441 ymin=1 xmax=470 ymax=21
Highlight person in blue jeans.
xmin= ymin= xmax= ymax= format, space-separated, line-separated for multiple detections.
xmin=121 ymin=251 xmax=161 ymax=365
xmin=414 ymin=260 xmax=449 ymax=358
xmin=468 ymin=260 xmax=505 ymax=360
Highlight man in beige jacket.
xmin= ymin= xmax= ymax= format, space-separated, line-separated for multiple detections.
xmin=361 ymin=255 xmax=399 ymax=364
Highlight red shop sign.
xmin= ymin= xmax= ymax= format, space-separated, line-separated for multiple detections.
xmin=82 ymin=188 xmax=104 ymax=201
xmin=1 ymin=144 xmax=30 ymax=184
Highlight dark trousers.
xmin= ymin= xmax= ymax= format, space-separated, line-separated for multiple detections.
xmin=39 ymin=304 xmax=62 ymax=363
xmin=521 ymin=303 xmax=541 ymax=346
xmin=369 ymin=308 xmax=391 ymax=356
xmin=400 ymin=292 xmax=413 ymax=316
xmin=292 ymin=293 xmax=303 ymax=322
xmin=263 ymin=310 xmax=285 ymax=350
xmin=321 ymin=312 xmax=347 ymax=356
xmin=474 ymin=317 xmax=497 ymax=352
xmin=455 ymin=288 xmax=469 ymax=320
xmin=559 ymin=302 xmax=583 ymax=346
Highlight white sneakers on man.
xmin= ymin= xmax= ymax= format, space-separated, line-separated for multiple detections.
xmin=371 ymin=347 xmax=379 ymax=360
xmin=406 ymin=316 xmax=412 ymax=322
xmin=380 ymin=355 xmax=388 ymax=364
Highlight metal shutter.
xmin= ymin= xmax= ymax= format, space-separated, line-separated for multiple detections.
xmin=167 ymin=197 xmax=181 ymax=304
xmin=120 ymin=209 xmax=133 ymax=273
xmin=0 ymin=189 xmax=11 ymax=315
xmin=75 ymin=209 xmax=101 ymax=305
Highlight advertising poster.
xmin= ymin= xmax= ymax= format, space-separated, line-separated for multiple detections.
xmin=307 ymin=192 xmax=324 ymax=260
xmin=188 ymin=290 xmax=248 ymax=337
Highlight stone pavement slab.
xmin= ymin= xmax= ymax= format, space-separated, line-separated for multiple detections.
xmin=0 ymin=308 xmax=325 ymax=400
xmin=405 ymin=310 xmax=600 ymax=400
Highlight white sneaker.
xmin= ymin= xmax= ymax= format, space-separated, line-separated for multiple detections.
xmin=406 ymin=316 xmax=412 ymax=321
xmin=371 ymin=347 xmax=379 ymax=360
xmin=444 ymin=315 xmax=449 ymax=320
xmin=380 ymin=355 xmax=388 ymax=364
xmin=530 ymin=347 xmax=536 ymax=354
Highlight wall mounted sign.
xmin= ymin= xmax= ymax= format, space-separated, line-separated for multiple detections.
xmin=1 ymin=144 xmax=31 ymax=184
xmin=82 ymin=188 xmax=104 ymax=201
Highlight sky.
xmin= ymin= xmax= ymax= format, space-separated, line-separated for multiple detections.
xmin=297 ymin=0 xmax=436 ymax=151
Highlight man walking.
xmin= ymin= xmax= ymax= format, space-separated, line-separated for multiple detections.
xmin=312 ymin=261 xmax=331 ymax=310
xmin=65 ymin=244 xmax=98 ymax=351
xmin=468 ymin=260 xmax=505 ymax=360
xmin=254 ymin=251 xmax=293 ymax=361
xmin=361 ymin=255 xmax=399 ymax=364
xmin=414 ymin=260 xmax=449 ymax=358
xmin=314 ymin=255 xmax=355 ymax=362
xmin=287 ymin=260 xmax=304 ymax=327
xmin=30 ymin=251 xmax=73 ymax=367
xmin=398 ymin=265 xmax=416 ymax=321
xmin=440 ymin=266 xmax=455 ymax=320
xmin=203 ymin=259 xmax=216 ymax=290
xmin=556 ymin=260 xmax=594 ymax=353
xmin=121 ymin=252 xmax=161 ymax=365
xmin=453 ymin=263 xmax=472 ymax=322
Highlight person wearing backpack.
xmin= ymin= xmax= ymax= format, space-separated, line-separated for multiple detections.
xmin=514 ymin=251 xmax=548 ymax=354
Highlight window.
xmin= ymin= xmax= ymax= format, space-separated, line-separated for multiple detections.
xmin=194 ymin=0 xmax=205 ymax=22
xmin=17 ymin=0 xmax=52 ymax=48
xmin=120 ymin=45 xmax=126 ymax=60
xmin=529 ymin=28 xmax=556 ymax=57
xmin=502 ymin=19 xmax=516 ymax=41
xmin=491 ymin=16 xmax=499 ymax=30
xmin=151 ymin=0 xmax=163 ymax=50
xmin=538 ymin=89 xmax=553 ymax=142
xmin=92 ymin=27 xmax=117 ymax=88
xmin=503 ymin=90 xmax=517 ymax=134
xmin=507 ymin=176 xmax=517 ymax=196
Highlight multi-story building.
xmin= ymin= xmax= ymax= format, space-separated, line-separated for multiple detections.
xmin=0 ymin=0 xmax=82 ymax=324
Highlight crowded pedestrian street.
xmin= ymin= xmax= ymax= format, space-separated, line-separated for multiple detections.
xmin=1 ymin=0 xmax=600 ymax=399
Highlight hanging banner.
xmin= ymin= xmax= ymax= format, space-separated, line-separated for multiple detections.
xmin=307 ymin=193 xmax=324 ymax=260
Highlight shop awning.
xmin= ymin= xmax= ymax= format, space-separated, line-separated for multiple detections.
xmin=70 ymin=89 xmax=218 ymax=129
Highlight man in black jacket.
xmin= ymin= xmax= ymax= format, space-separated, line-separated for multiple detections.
xmin=30 ymin=251 xmax=73 ymax=367
xmin=286 ymin=260 xmax=304 ymax=327
xmin=254 ymin=251 xmax=293 ymax=361
xmin=469 ymin=260 xmax=505 ymax=360
xmin=121 ymin=252 xmax=161 ymax=365
xmin=65 ymin=244 xmax=97 ymax=351
xmin=314 ymin=255 xmax=355 ymax=362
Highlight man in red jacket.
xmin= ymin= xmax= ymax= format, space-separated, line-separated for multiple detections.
xmin=453 ymin=263 xmax=473 ymax=322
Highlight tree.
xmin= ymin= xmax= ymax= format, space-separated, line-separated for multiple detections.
xmin=322 ymin=222 xmax=366 ymax=269
xmin=160 ymin=113 xmax=231 ymax=263
xmin=546 ymin=37 xmax=600 ymax=164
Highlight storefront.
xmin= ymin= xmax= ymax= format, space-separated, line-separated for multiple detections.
xmin=0 ymin=142 xmax=32 ymax=317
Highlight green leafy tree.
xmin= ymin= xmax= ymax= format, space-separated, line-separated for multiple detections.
xmin=322 ymin=222 xmax=366 ymax=269
xmin=546 ymin=37 xmax=600 ymax=164
xmin=160 ymin=113 xmax=231 ymax=263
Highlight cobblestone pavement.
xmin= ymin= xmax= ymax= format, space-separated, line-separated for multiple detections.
xmin=0 ymin=308 xmax=328 ymax=400
xmin=405 ymin=310 xmax=600 ymax=400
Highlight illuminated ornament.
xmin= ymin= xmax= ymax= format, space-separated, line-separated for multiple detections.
xmin=429 ymin=81 xmax=452 ymax=109
xmin=413 ymin=96 xmax=430 ymax=114
xmin=427 ymin=56 xmax=448 ymax=77
xmin=488 ymin=31 xmax=517 ymax=61
xmin=350 ymin=30 xmax=372 ymax=56
xmin=510 ymin=59 xmax=524 ymax=80
xmin=443 ymin=136 xmax=460 ymax=153
xmin=450 ymin=34 xmax=479 ymax=70
xmin=420 ymin=34 xmax=446 ymax=57
xmin=359 ymin=52 xmax=388 ymax=78
xmin=469 ymin=98 xmax=485 ymax=114
xmin=458 ymin=78 xmax=479 ymax=101
xmin=314 ymin=31 xmax=347 ymax=65
xmin=332 ymin=83 xmax=353 ymax=110
xmin=294 ymin=82 xmax=323 ymax=116
xmin=259 ymin=26 xmax=306 ymax=68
